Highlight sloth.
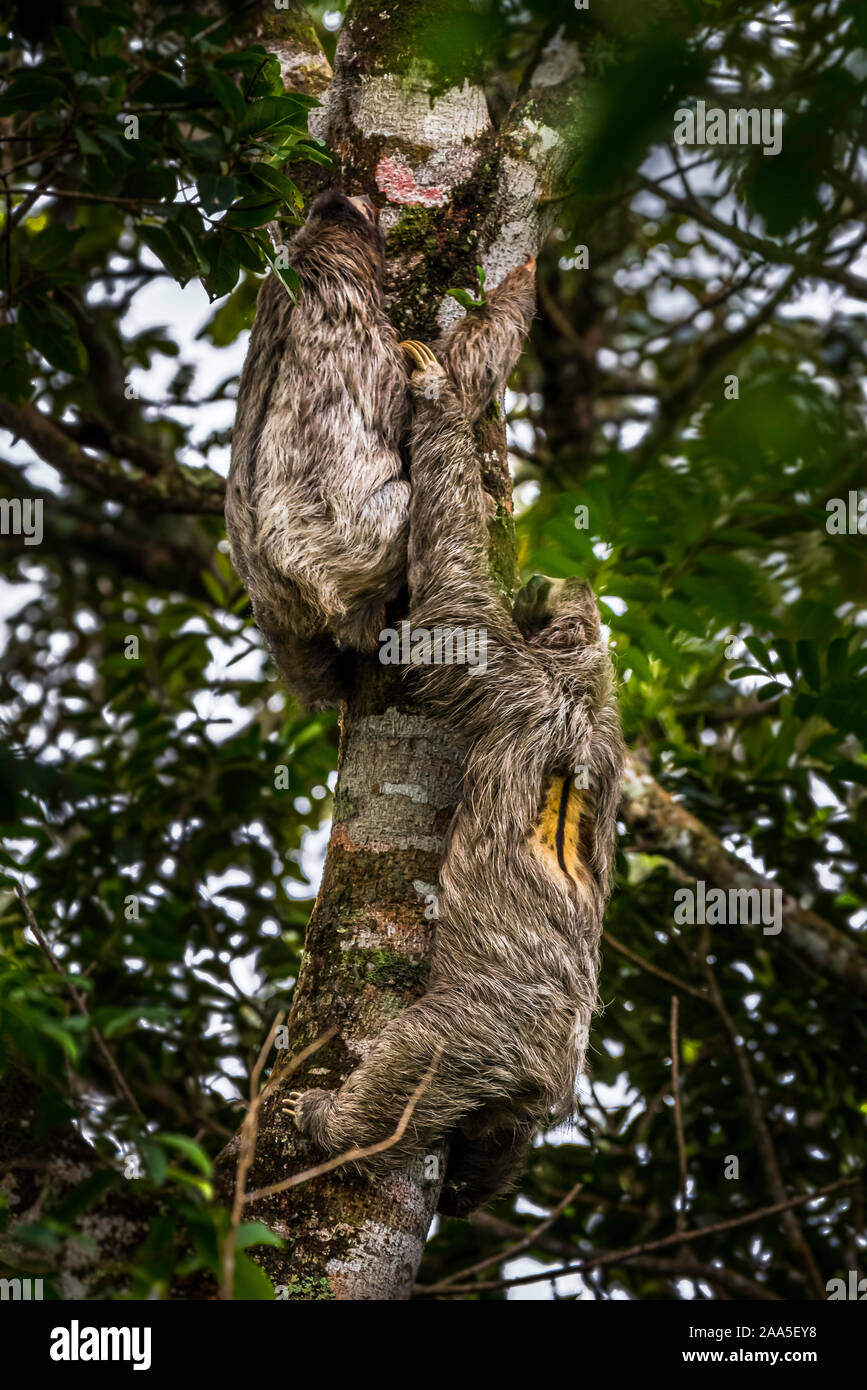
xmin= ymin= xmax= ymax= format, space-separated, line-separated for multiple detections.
xmin=284 ymin=343 xmax=624 ymax=1216
xmin=225 ymin=188 xmax=536 ymax=710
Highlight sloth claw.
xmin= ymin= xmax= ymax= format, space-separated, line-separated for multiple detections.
xmin=282 ymin=1090 xmax=304 ymax=1127
xmin=399 ymin=339 xmax=441 ymax=372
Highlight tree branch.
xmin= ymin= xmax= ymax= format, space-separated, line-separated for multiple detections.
xmin=423 ymin=1176 xmax=860 ymax=1296
xmin=622 ymin=754 xmax=867 ymax=1000
xmin=695 ymin=923 xmax=825 ymax=1299
xmin=0 ymin=400 xmax=225 ymax=514
xmin=637 ymin=172 xmax=867 ymax=300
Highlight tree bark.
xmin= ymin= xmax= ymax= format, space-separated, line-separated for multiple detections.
xmin=214 ymin=1 xmax=581 ymax=1300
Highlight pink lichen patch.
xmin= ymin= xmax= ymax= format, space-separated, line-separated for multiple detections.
xmin=375 ymin=154 xmax=448 ymax=207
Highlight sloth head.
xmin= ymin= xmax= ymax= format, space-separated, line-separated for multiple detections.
xmin=304 ymin=188 xmax=385 ymax=257
xmin=513 ymin=574 xmax=602 ymax=654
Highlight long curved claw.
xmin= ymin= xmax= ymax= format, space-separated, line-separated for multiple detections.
xmin=281 ymin=1090 xmax=304 ymax=1126
xmin=399 ymin=339 xmax=440 ymax=371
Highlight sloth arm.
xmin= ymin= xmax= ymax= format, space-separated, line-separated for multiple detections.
xmin=435 ymin=259 xmax=536 ymax=423
xmin=405 ymin=355 xmax=589 ymax=753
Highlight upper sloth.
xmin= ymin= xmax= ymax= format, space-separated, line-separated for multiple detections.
xmin=225 ymin=188 xmax=537 ymax=710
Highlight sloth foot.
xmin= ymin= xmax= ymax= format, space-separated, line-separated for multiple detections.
xmin=282 ymin=1090 xmax=305 ymax=1128
xmin=282 ymin=1087 xmax=337 ymax=1147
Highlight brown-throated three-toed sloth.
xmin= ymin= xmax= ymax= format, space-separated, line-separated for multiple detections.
xmin=225 ymin=189 xmax=536 ymax=710
xmin=284 ymin=344 xmax=624 ymax=1216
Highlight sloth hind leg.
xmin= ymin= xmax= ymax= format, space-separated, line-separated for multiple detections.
xmin=283 ymin=990 xmax=521 ymax=1163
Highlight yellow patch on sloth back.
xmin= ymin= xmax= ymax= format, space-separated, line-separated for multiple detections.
xmin=529 ymin=774 xmax=592 ymax=886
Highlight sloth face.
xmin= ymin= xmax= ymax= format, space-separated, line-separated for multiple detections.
xmin=514 ymin=574 xmax=601 ymax=651
xmin=347 ymin=194 xmax=380 ymax=225
xmin=306 ymin=188 xmax=384 ymax=248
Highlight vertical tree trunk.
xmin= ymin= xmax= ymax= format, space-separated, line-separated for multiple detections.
xmin=216 ymin=1 xmax=581 ymax=1300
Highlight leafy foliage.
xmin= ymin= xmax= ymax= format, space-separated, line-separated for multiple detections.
xmin=0 ymin=1 xmax=329 ymax=403
xmin=0 ymin=0 xmax=866 ymax=1301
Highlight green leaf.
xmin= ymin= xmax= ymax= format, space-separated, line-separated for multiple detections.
xmin=157 ymin=1133 xmax=213 ymax=1176
xmin=232 ymin=1251 xmax=276 ymax=1300
xmin=39 ymin=1017 xmax=79 ymax=1062
xmin=743 ymin=635 xmax=773 ymax=672
xmin=227 ymin=229 xmax=270 ymax=272
xmin=200 ymin=235 xmax=241 ymax=302
xmin=273 ymin=264 xmax=299 ymax=299
xmin=140 ymin=1139 xmax=169 ymax=1185
xmin=200 ymin=571 xmax=227 ymax=606
xmin=54 ymin=26 xmax=86 ymax=71
xmin=139 ymin=223 xmax=199 ymax=285
xmin=797 ymin=639 xmax=822 ymax=692
xmin=8 ymin=1220 xmax=63 ymax=1250
xmin=239 ymin=96 xmax=310 ymax=136
xmin=19 ymin=301 xmax=88 ymax=377
xmin=773 ymin=638 xmax=798 ymax=684
xmin=290 ymin=141 xmax=333 ymax=167
xmin=658 ymin=599 xmax=706 ymax=637
xmin=223 ymin=197 xmax=281 ymax=230
xmin=75 ymin=127 xmax=101 ymax=156
xmin=0 ymin=72 xmax=67 ymax=113
xmin=164 ymin=1166 xmax=213 ymax=1199
xmin=203 ymin=68 xmax=246 ymax=124
xmin=0 ymin=323 xmax=32 ymax=404
xmin=446 ymin=287 xmax=485 ymax=310
xmin=233 ymin=1221 xmax=284 ymax=1251
xmin=28 ymin=225 xmax=83 ymax=269
xmin=826 ymin=637 xmax=848 ymax=688
xmin=754 ymin=682 xmax=786 ymax=700
xmin=197 ymin=174 xmax=240 ymax=217
xmin=247 ymin=163 xmax=303 ymax=210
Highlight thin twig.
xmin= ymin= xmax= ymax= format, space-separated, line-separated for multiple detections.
xmin=244 ymin=1046 xmax=445 ymax=1203
xmin=220 ymin=1011 xmax=285 ymax=1301
xmin=463 ymin=1212 xmax=782 ymax=1300
xmin=423 ymin=1177 xmax=860 ymax=1296
xmin=605 ymin=931 xmax=708 ymax=1002
xmin=217 ymin=1023 xmax=337 ymax=1298
xmin=11 ymin=879 xmax=143 ymax=1117
xmin=669 ymin=995 xmax=688 ymax=1234
xmin=696 ymin=925 xmax=825 ymax=1300
xmin=422 ymin=1180 xmax=584 ymax=1292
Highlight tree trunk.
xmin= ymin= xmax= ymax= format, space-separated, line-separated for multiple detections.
xmin=215 ymin=2 xmax=581 ymax=1300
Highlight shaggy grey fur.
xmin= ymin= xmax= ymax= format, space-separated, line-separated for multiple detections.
xmin=226 ymin=189 xmax=536 ymax=709
xmin=287 ymin=352 xmax=624 ymax=1216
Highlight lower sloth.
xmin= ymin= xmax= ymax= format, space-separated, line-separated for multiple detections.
xmin=285 ymin=343 xmax=624 ymax=1216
